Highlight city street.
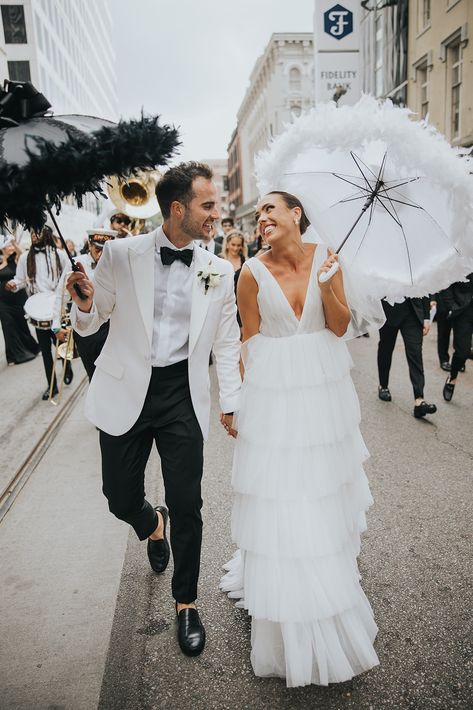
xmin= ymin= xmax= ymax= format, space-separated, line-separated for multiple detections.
xmin=0 ymin=326 xmax=472 ymax=710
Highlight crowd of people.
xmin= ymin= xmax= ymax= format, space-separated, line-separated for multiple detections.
xmin=0 ymin=163 xmax=472 ymax=689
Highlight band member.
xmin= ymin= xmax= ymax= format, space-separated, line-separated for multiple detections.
xmin=110 ymin=210 xmax=132 ymax=238
xmin=52 ymin=229 xmax=116 ymax=380
xmin=6 ymin=226 xmax=71 ymax=399
xmin=67 ymin=162 xmax=241 ymax=657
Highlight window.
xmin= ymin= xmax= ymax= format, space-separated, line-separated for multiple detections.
xmin=422 ymin=0 xmax=430 ymax=28
xmin=449 ymin=42 xmax=462 ymax=138
xmin=375 ymin=14 xmax=384 ymax=97
xmin=417 ymin=64 xmax=428 ymax=119
xmin=8 ymin=60 xmax=31 ymax=82
xmin=2 ymin=5 xmax=27 ymax=43
xmin=289 ymin=67 xmax=301 ymax=92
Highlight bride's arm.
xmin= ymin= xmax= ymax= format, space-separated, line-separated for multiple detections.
xmin=236 ymin=265 xmax=260 ymax=377
xmin=318 ymin=250 xmax=351 ymax=337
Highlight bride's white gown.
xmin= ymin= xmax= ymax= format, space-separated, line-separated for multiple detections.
xmin=220 ymin=247 xmax=379 ymax=688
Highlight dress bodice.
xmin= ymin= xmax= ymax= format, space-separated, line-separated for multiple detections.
xmin=245 ymin=246 xmax=327 ymax=337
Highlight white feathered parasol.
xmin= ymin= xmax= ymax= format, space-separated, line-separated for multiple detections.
xmin=255 ymin=96 xmax=473 ymax=305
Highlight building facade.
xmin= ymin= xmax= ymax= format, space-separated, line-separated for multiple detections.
xmin=0 ymin=0 xmax=117 ymax=119
xmin=203 ymin=158 xmax=229 ymax=219
xmin=360 ymin=0 xmax=409 ymax=105
xmin=227 ymin=127 xmax=242 ymax=221
xmin=407 ymin=0 xmax=472 ymax=147
xmin=232 ymin=33 xmax=315 ymax=230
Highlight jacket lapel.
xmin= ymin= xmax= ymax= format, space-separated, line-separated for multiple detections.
xmin=189 ymin=247 xmax=217 ymax=356
xmin=128 ymin=230 xmax=157 ymax=346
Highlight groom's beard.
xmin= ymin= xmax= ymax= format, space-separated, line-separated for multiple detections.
xmin=181 ymin=212 xmax=211 ymax=241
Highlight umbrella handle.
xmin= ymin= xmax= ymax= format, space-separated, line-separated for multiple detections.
xmin=318 ymin=261 xmax=340 ymax=284
xmin=71 ymin=262 xmax=88 ymax=301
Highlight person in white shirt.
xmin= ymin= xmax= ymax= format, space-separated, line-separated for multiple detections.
xmin=52 ymin=229 xmax=116 ymax=380
xmin=66 ymin=162 xmax=241 ymax=658
xmin=197 ymin=223 xmax=222 ymax=255
xmin=6 ymin=226 xmax=71 ymax=399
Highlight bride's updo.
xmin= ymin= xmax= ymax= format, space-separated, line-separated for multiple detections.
xmin=267 ymin=191 xmax=311 ymax=235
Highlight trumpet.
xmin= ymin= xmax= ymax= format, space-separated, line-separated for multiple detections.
xmin=49 ymin=280 xmax=79 ymax=406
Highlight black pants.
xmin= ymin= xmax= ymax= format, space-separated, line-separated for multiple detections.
xmin=450 ymin=302 xmax=473 ymax=378
xmin=35 ymin=327 xmax=72 ymax=389
xmin=377 ymin=312 xmax=425 ymax=399
xmin=0 ymin=301 xmax=38 ymax=364
xmin=100 ymin=360 xmax=204 ymax=604
xmin=74 ymin=322 xmax=109 ymax=381
xmin=436 ymin=310 xmax=452 ymax=364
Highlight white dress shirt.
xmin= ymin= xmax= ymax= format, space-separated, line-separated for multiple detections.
xmin=198 ymin=238 xmax=216 ymax=254
xmin=152 ymin=229 xmax=196 ymax=367
xmin=13 ymin=248 xmax=68 ymax=295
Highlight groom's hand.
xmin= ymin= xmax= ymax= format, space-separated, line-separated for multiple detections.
xmin=220 ymin=412 xmax=237 ymax=438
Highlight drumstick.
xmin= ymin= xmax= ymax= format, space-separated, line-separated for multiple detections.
xmin=47 ymin=208 xmax=87 ymax=301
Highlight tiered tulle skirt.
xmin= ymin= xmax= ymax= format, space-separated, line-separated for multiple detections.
xmin=220 ymin=330 xmax=379 ymax=687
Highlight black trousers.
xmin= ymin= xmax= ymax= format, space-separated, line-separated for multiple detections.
xmin=35 ymin=327 xmax=72 ymax=389
xmin=100 ymin=360 xmax=204 ymax=604
xmin=74 ymin=322 xmax=109 ymax=381
xmin=450 ymin=302 xmax=473 ymax=378
xmin=436 ymin=311 xmax=452 ymax=364
xmin=377 ymin=311 xmax=425 ymax=399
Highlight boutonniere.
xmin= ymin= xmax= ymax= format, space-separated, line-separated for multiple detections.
xmin=197 ymin=262 xmax=222 ymax=294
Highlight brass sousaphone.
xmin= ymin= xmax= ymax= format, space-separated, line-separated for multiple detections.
xmin=107 ymin=170 xmax=162 ymax=234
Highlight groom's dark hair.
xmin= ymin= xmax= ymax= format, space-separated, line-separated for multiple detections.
xmin=156 ymin=161 xmax=213 ymax=219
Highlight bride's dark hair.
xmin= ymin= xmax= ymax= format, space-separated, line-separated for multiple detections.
xmin=267 ymin=191 xmax=311 ymax=235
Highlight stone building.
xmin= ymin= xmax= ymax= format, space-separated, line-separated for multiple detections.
xmin=231 ymin=33 xmax=315 ymax=231
xmin=407 ymin=0 xmax=472 ymax=147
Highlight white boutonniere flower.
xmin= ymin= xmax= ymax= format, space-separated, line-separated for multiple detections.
xmin=197 ymin=262 xmax=222 ymax=294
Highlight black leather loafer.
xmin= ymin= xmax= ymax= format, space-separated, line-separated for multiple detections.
xmin=413 ymin=401 xmax=437 ymax=418
xmin=42 ymin=386 xmax=57 ymax=400
xmin=443 ymin=379 xmax=455 ymax=402
xmin=176 ymin=605 xmax=206 ymax=656
xmin=64 ymin=367 xmax=73 ymax=385
xmin=440 ymin=361 xmax=451 ymax=372
xmin=147 ymin=506 xmax=170 ymax=574
xmin=378 ymin=386 xmax=392 ymax=402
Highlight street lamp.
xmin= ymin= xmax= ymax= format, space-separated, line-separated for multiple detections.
xmin=360 ymin=0 xmax=398 ymax=10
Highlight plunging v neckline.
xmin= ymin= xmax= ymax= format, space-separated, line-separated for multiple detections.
xmin=257 ymin=246 xmax=318 ymax=324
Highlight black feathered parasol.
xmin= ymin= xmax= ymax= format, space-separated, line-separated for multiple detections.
xmin=0 ymin=81 xmax=180 ymax=232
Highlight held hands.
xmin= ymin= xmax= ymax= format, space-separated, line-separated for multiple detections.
xmin=317 ymin=249 xmax=340 ymax=290
xmin=423 ymin=320 xmax=430 ymax=336
xmin=4 ymin=280 xmax=16 ymax=291
xmin=220 ymin=412 xmax=237 ymax=438
xmin=65 ymin=262 xmax=94 ymax=312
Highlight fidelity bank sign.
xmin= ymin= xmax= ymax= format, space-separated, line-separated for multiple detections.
xmin=314 ymin=0 xmax=361 ymax=105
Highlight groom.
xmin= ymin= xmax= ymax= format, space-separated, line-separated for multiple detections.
xmin=67 ymin=162 xmax=241 ymax=656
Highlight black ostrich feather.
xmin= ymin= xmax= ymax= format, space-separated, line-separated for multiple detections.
xmin=0 ymin=114 xmax=180 ymax=231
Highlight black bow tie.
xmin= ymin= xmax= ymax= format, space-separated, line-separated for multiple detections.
xmin=160 ymin=246 xmax=193 ymax=267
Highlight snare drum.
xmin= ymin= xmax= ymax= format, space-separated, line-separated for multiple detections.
xmin=24 ymin=292 xmax=55 ymax=330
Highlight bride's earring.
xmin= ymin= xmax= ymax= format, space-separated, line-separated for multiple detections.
xmin=294 ymin=218 xmax=300 ymax=225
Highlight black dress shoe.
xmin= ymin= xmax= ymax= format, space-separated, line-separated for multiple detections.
xmin=176 ymin=604 xmax=206 ymax=656
xmin=440 ymin=361 xmax=451 ymax=372
xmin=378 ymin=386 xmax=392 ymax=402
xmin=413 ymin=401 xmax=437 ymax=418
xmin=147 ymin=506 xmax=170 ymax=574
xmin=42 ymin=386 xmax=57 ymax=400
xmin=64 ymin=367 xmax=73 ymax=385
xmin=443 ymin=379 xmax=455 ymax=402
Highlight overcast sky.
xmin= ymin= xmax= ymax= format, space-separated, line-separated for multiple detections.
xmin=112 ymin=0 xmax=314 ymax=162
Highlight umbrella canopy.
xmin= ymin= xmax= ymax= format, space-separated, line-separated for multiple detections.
xmin=0 ymin=80 xmax=180 ymax=232
xmin=255 ymin=97 xmax=473 ymax=302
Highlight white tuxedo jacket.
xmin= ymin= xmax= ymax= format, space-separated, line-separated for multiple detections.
xmin=71 ymin=229 xmax=241 ymax=438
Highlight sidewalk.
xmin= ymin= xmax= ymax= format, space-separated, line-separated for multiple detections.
xmin=0 ymin=392 xmax=129 ymax=710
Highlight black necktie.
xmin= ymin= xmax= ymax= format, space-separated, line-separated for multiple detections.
xmin=160 ymin=246 xmax=193 ymax=267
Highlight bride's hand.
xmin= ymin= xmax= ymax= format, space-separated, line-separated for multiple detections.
xmin=317 ymin=249 xmax=340 ymax=290
xmin=220 ymin=412 xmax=237 ymax=438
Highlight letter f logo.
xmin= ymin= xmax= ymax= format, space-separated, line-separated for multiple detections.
xmin=324 ymin=4 xmax=353 ymax=41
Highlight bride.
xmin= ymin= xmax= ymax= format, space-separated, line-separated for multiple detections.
xmin=220 ymin=190 xmax=379 ymax=688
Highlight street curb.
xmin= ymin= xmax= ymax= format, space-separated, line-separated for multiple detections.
xmin=0 ymin=375 xmax=88 ymax=523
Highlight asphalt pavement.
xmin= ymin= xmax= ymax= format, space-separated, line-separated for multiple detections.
xmin=1 ymin=326 xmax=472 ymax=709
